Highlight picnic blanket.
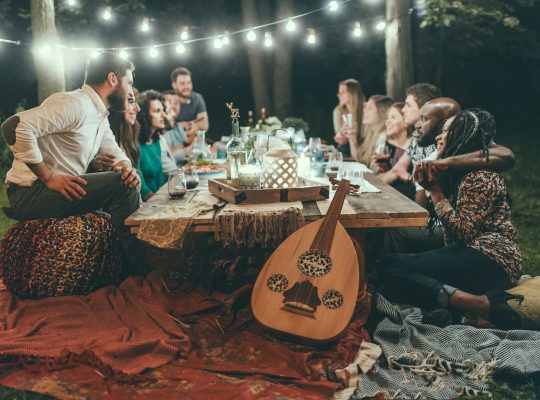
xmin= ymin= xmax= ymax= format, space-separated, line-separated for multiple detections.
xmin=349 ymin=294 xmax=540 ymax=399
xmin=0 ymin=272 xmax=376 ymax=399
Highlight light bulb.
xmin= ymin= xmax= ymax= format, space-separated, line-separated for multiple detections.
xmin=213 ymin=37 xmax=223 ymax=49
xmin=180 ymin=27 xmax=189 ymax=41
xmin=307 ymin=29 xmax=317 ymax=45
xmin=375 ymin=20 xmax=387 ymax=31
xmin=328 ymin=1 xmax=339 ymax=12
xmin=286 ymin=18 xmax=296 ymax=32
xmin=119 ymin=49 xmax=129 ymax=59
xmin=141 ymin=17 xmax=150 ymax=33
xmin=102 ymin=6 xmax=112 ymax=21
xmin=66 ymin=0 xmax=77 ymax=7
xmin=149 ymin=47 xmax=159 ymax=58
xmin=246 ymin=29 xmax=256 ymax=42
xmin=176 ymin=43 xmax=186 ymax=54
xmin=91 ymin=49 xmax=103 ymax=59
xmin=264 ymin=32 xmax=273 ymax=48
xmin=222 ymin=32 xmax=230 ymax=45
xmin=352 ymin=22 xmax=362 ymax=37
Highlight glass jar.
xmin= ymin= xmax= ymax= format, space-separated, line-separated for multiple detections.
xmin=188 ymin=130 xmax=213 ymax=166
xmin=238 ymin=135 xmax=262 ymax=189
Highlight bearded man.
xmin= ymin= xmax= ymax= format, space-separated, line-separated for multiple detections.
xmin=2 ymin=52 xmax=148 ymax=275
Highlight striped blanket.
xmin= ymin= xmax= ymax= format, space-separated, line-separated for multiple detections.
xmin=349 ymin=294 xmax=540 ymax=399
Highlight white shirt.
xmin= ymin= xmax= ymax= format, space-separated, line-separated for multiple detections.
xmin=6 ymin=84 xmax=130 ymax=186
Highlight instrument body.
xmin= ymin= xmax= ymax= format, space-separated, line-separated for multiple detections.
xmin=252 ymin=180 xmax=360 ymax=342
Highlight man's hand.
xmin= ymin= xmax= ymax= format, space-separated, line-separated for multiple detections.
xmin=89 ymin=153 xmax=115 ymax=172
xmin=113 ymin=161 xmax=141 ymax=190
xmin=43 ymin=173 xmax=88 ymax=202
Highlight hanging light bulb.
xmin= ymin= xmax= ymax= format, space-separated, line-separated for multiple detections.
xmin=375 ymin=20 xmax=387 ymax=31
xmin=91 ymin=48 xmax=103 ymax=59
xmin=222 ymin=31 xmax=230 ymax=45
xmin=306 ymin=28 xmax=317 ymax=45
xmin=264 ymin=32 xmax=273 ymax=48
xmin=148 ymin=47 xmax=159 ymax=58
xmin=140 ymin=17 xmax=150 ymax=33
xmin=33 ymin=43 xmax=52 ymax=58
xmin=328 ymin=1 xmax=339 ymax=12
xmin=352 ymin=21 xmax=363 ymax=38
xmin=176 ymin=43 xmax=186 ymax=54
xmin=213 ymin=37 xmax=223 ymax=49
xmin=65 ymin=0 xmax=77 ymax=7
xmin=102 ymin=6 xmax=112 ymax=21
xmin=286 ymin=18 xmax=296 ymax=32
xmin=118 ymin=49 xmax=129 ymax=59
xmin=180 ymin=27 xmax=189 ymax=41
xmin=246 ymin=29 xmax=257 ymax=42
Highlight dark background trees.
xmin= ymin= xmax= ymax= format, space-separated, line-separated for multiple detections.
xmin=0 ymin=0 xmax=538 ymax=143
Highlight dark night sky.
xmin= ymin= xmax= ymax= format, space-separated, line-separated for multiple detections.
xmin=1 ymin=0 xmax=539 ymax=141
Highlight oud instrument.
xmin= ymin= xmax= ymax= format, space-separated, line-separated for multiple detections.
xmin=251 ymin=179 xmax=360 ymax=343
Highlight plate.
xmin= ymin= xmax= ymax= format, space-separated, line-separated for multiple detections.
xmin=196 ymin=165 xmax=226 ymax=175
xmin=212 ymin=159 xmax=227 ymax=165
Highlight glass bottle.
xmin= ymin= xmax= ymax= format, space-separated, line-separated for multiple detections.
xmin=188 ymin=130 xmax=213 ymax=166
xmin=238 ymin=136 xmax=261 ymax=189
xmin=225 ymin=117 xmax=246 ymax=185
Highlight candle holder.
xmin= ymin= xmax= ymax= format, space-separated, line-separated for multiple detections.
xmin=261 ymin=129 xmax=298 ymax=189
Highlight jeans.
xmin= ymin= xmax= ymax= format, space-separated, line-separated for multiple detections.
xmin=6 ymin=171 xmax=148 ymax=276
xmin=378 ymin=245 xmax=512 ymax=308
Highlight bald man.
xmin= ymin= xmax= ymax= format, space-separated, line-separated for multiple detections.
xmin=367 ymin=97 xmax=517 ymax=265
xmin=415 ymin=97 xmax=461 ymax=149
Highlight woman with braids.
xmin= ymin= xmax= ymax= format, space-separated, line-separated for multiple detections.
xmin=378 ymin=109 xmax=523 ymax=329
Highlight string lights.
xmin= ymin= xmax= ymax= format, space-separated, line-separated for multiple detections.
xmin=0 ymin=0 xmax=404 ymax=59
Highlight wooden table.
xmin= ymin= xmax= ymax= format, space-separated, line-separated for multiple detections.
xmin=125 ymin=173 xmax=428 ymax=234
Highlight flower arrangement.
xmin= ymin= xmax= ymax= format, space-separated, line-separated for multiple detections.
xmin=282 ymin=117 xmax=309 ymax=133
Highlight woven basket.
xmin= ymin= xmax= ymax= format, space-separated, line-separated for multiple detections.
xmin=0 ymin=212 xmax=123 ymax=299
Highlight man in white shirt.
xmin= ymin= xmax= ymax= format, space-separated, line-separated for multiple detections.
xmin=1 ymin=52 xmax=147 ymax=275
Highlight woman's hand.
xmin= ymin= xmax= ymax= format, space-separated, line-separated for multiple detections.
xmin=414 ymin=161 xmax=442 ymax=190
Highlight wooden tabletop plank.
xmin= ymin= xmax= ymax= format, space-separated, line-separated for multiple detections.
xmin=125 ymin=174 xmax=428 ymax=230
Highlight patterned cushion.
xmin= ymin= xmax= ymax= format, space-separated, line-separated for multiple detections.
xmin=0 ymin=212 xmax=123 ymax=299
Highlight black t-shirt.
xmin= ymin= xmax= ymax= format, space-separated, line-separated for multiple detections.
xmin=176 ymin=91 xmax=207 ymax=122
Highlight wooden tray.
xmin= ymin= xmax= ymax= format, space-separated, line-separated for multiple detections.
xmin=208 ymin=178 xmax=330 ymax=204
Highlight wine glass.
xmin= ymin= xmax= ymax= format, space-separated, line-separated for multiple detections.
xmin=168 ymin=170 xmax=187 ymax=199
xmin=308 ymin=137 xmax=324 ymax=162
xmin=374 ymin=143 xmax=390 ymax=158
xmin=327 ymin=152 xmax=343 ymax=173
xmin=182 ymin=165 xmax=200 ymax=190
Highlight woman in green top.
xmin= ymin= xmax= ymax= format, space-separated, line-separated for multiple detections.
xmin=137 ymin=90 xmax=168 ymax=201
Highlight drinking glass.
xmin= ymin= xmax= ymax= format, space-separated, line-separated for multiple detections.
xmin=308 ymin=137 xmax=324 ymax=162
xmin=327 ymin=152 xmax=343 ymax=173
xmin=374 ymin=143 xmax=390 ymax=158
xmin=168 ymin=170 xmax=187 ymax=199
xmin=344 ymin=169 xmax=365 ymax=193
xmin=182 ymin=165 xmax=200 ymax=190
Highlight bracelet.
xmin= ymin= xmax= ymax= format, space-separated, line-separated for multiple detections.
xmin=407 ymin=175 xmax=413 ymax=184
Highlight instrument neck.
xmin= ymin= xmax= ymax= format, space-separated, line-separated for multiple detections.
xmin=310 ymin=179 xmax=350 ymax=253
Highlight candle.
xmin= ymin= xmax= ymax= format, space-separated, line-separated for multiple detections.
xmin=297 ymin=154 xmax=311 ymax=178
xmin=238 ymin=164 xmax=262 ymax=189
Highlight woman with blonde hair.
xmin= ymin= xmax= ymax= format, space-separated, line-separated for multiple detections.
xmin=333 ymin=79 xmax=365 ymax=157
xmin=355 ymin=94 xmax=393 ymax=165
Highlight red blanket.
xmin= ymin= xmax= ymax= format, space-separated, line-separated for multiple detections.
xmin=0 ymin=273 xmax=373 ymax=399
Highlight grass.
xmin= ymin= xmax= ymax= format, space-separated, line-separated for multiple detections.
xmin=0 ymin=131 xmax=538 ymax=399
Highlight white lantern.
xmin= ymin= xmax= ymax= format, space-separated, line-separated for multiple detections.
xmin=261 ymin=130 xmax=298 ymax=189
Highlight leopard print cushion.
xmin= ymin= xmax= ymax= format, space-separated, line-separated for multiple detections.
xmin=0 ymin=212 xmax=123 ymax=299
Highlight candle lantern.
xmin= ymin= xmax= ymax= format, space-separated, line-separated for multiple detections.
xmin=261 ymin=129 xmax=298 ymax=189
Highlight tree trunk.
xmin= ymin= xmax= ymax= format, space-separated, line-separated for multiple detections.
xmin=272 ymin=0 xmax=294 ymax=119
xmin=30 ymin=0 xmax=65 ymax=104
xmin=385 ymin=0 xmax=413 ymax=101
xmin=241 ymin=0 xmax=271 ymax=116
